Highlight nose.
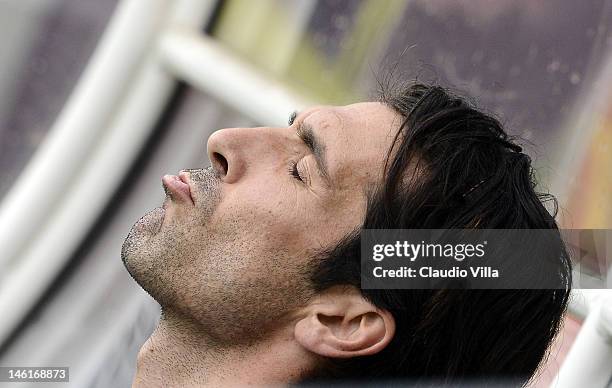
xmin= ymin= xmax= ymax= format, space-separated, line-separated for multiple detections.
xmin=207 ymin=128 xmax=237 ymax=183
xmin=206 ymin=126 xmax=287 ymax=184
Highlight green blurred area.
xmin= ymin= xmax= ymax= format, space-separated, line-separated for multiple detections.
xmin=214 ymin=0 xmax=406 ymax=104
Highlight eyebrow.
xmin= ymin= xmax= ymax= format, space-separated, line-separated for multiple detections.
xmin=290 ymin=111 xmax=332 ymax=188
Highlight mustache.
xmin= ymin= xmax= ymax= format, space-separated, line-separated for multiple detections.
xmin=182 ymin=166 xmax=220 ymax=180
xmin=181 ymin=167 xmax=221 ymax=206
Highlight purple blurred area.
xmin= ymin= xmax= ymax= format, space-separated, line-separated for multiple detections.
xmin=0 ymin=0 xmax=118 ymax=199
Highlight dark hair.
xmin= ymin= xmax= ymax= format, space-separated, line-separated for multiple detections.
xmin=307 ymin=82 xmax=572 ymax=385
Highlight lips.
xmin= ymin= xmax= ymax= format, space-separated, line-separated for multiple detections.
xmin=162 ymin=172 xmax=194 ymax=205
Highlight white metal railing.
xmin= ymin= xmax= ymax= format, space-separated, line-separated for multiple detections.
xmin=158 ymin=26 xmax=312 ymax=126
xmin=569 ymin=289 xmax=610 ymax=319
xmin=550 ymin=293 xmax=612 ymax=388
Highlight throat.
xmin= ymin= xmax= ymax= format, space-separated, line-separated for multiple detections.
xmin=131 ymin=308 xmax=312 ymax=387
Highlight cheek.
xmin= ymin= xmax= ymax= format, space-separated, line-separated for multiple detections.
xmin=208 ymin=178 xmax=366 ymax=255
xmin=210 ymin=182 xmax=308 ymax=242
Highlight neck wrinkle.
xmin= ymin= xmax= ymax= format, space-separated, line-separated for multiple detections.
xmin=132 ymin=308 xmax=315 ymax=387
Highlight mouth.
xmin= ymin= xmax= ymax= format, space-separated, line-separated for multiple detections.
xmin=162 ymin=171 xmax=194 ymax=205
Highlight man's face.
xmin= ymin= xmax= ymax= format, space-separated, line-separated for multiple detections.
xmin=122 ymin=102 xmax=401 ymax=342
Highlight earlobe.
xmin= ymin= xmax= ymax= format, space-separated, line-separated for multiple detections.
xmin=294 ymin=289 xmax=395 ymax=359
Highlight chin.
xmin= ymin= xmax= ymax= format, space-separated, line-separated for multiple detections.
xmin=121 ymin=208 xmax=166 ymax=284
xmin=121 ymin=239 xmax=167 ymax=304
xmin=136 ymin=207 xmax=166 ymax=236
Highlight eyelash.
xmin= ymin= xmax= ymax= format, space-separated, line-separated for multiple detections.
xmin=288 ymin=112 xmax=306 ymax=184
xmin=288 ymin=160 xmax=305 ymax=182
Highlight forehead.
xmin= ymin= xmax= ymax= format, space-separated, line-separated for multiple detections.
xmin=303 ymin=102 xmax=402 ymax=190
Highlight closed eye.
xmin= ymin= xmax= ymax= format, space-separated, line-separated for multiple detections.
xmin=288 ymin=160 xmax=305 ymax=183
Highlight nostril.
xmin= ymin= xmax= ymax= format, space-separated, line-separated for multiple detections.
xmin=212 ymin=152 xmax=228 ymax=177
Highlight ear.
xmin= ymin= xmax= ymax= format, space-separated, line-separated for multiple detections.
xmin=294 ymin=286 xmax=395 ymax=359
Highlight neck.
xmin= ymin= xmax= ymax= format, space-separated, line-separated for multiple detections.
xmin=132 ymin=309 xmax=314 ymax=387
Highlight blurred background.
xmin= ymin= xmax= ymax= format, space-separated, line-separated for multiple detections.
xmin=0 ymin=0 xmax=610 ymax=387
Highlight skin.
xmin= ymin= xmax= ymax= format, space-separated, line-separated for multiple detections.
xmin=121 ymin=102 xmax=402 ymax=387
